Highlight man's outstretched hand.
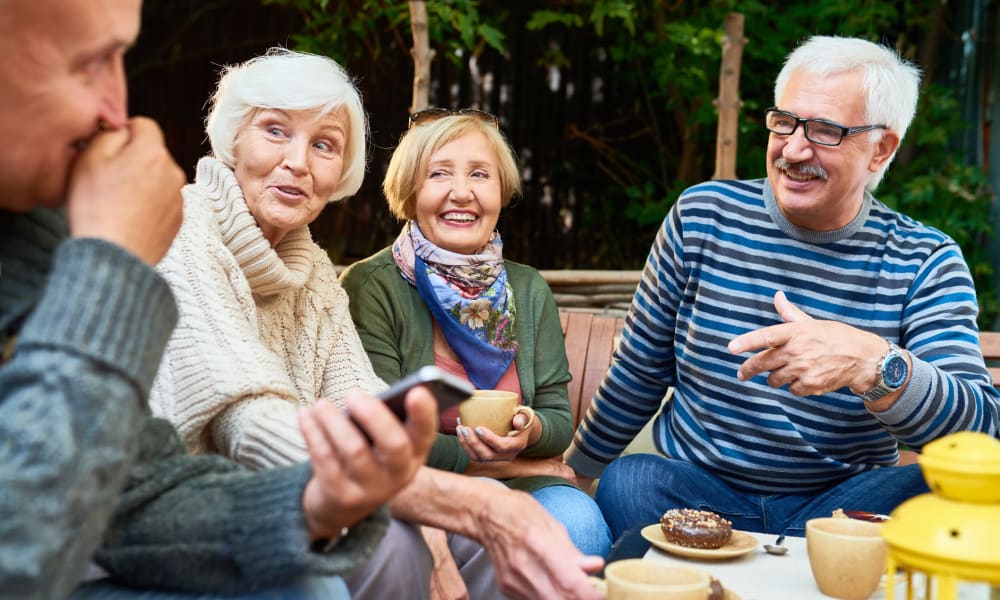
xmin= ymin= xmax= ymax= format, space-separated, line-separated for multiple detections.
xmin=729 ymin=291 xmax=889 ymax=398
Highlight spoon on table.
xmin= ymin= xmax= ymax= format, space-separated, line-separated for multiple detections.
xmin=763 ymin=534 xmax=788 ymax=555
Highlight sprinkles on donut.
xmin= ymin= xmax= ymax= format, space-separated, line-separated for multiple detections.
xmin=660 ymin=508 xmax=733 ymax=549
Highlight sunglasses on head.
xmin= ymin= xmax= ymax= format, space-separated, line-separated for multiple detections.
xmin=408 ymin=107 xmax=499 ymax=129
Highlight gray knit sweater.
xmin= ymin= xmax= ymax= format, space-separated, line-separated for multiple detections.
xmin=0 ymin=209 xmax=387 ymax=598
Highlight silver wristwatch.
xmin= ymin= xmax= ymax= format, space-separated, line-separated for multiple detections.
xmin=857 ymin=341 xmax=908 ymax=402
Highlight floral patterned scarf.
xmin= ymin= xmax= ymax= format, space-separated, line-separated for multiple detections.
xmin=392 ymin=221 xmax=517 ymax=390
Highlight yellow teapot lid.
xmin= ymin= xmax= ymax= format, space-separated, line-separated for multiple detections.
xmin=921 ymin=431 xmax=1000 ymax=464
xmin=918 ymin=432 xmax=1000 ymax=503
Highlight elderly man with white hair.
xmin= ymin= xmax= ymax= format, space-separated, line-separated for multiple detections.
xmin=567 ymin=35 xmax=1000 ymax=543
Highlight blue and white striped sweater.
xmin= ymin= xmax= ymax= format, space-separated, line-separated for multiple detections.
xmin=568 ymin=178 xmax=1000 ymax=493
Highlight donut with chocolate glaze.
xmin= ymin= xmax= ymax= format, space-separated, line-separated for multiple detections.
xmin=660 ymin=508 xmax=732 ymax=549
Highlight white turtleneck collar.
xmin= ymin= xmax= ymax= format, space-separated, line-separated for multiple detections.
xmin=193 ymin=156 xmax=315 ymax=297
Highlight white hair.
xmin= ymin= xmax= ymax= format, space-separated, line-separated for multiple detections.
xmin=774 ymin=36 xmax=921 ymax=191
xmin=205 ymin=48 xmax=368 ymax=202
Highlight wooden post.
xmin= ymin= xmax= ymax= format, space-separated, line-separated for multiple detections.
xmin=712 ymin=13 xmax=746 ymax=180
xmin=408 ymin=0 xmax=435 ymax=114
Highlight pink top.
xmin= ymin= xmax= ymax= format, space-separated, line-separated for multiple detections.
xmin=434 ymin=353 xmax=521 ymax=435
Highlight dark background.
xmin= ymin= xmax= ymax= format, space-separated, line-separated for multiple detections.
xmin=127 ymin=0 xmax=742 ymax=268
xmin=125 ymin=1 xmax=1000 ymax=306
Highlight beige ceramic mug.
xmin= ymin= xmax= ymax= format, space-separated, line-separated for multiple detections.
xmin=806 ymin=517 xmax=887 ymax=600
xmin=590 ymin=559 xmax=713 ymax=599
xmin=457 ymin=390 xmax=535 ymax=436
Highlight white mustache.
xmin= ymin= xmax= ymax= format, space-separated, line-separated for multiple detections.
xmin=774 ymin=157 xmax=828 ymax=180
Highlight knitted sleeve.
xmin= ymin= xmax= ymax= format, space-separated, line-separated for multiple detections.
xmin=311 ymin=263 xmax=388 ymax=401
xmin=0 ymin=233 xmax=177 ymax=598
xmin=338 ymin=253 xmax=413 ymax=383
xmin=211 ymin=259 xmax=387 ymax=471
xmin=874 ymin=240 xmax=1000 ymax=442
xmin=150 ymin=198 xmax=307 ymax=470
xmin=95 ymin=417 xmax=389 ymax=594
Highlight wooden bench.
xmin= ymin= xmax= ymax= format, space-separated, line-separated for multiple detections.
xmin=559 ymin=311 xmax=625 ymax=428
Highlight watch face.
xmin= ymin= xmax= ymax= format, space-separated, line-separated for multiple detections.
xmin=883 ymin=354 xmax=908 ymax=388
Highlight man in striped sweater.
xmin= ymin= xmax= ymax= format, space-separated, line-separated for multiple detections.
xmin=566 ymin=35 xmax=1000 ymax=541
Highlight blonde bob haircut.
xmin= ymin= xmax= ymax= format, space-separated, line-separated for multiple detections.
xmin=383 ymin=114 xmax=521 ymax=221
xmin=205 ymin=47 xmax=368 ymax=202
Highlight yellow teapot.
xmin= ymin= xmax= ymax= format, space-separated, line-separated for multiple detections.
xmin=881 ymin=432 xmax=1000 ymax=599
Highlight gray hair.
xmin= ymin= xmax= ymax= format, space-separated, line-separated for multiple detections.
xmin=774 ymin=36 xmax=921 ymax=191
xmin=205 ymin=48 xmax=367 ymax=202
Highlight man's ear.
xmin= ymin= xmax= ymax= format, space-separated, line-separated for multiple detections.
xmin=869 ymin=130 xmax=901 ymax=173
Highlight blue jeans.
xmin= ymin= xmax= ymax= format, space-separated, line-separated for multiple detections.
xmin=594 ymin=454 xmax=930 ymax=540
xmin=71 ymin=577 xmax=348 ymax=599
xmin=531 ymin=484 xmax=612 ymax=559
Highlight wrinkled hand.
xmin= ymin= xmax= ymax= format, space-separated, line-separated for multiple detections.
xmin=67 ymin=117 xmax=185 ymax=265
xmin=728 ymin=291 xmax=886 ymax=397
xmin=422 ymin=526 xmax=469 ymax=600
xmin=300 ymin=387 xmax=438 ymax=541
xmin=456 ymin=421 xmax=531 ymax=463
xmin=476 ymin=490 xmax=604 ymax=600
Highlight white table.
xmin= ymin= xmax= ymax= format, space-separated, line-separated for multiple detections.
xmin=642 ymin=534 xmax=991 ymax=600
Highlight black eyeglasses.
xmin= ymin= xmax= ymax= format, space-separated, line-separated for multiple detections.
xmin=408 ymin=107 xmax=499 ymax=129
xmin=764 ymin=107 xmax=887 ymax=147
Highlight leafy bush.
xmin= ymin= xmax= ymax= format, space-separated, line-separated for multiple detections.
xmin=263 ymin=0 xmax=996 ymax=327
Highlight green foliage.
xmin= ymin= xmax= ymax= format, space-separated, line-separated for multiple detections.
xmin=525 ymin=0 xmax=636 ymax=36
xmin=428 ymin=1 xmax=507 ymax=59
xmin=525 ymin=10 xmax=584 ymax=30
xmin=879 ymin=84 xmax=997 ymax=326
xmin=517 ymin=0 xmax=997 ymax=326
xmin=264 ymin=0 xmax=997 ymax=326
xmin=588 ymin=0 xmax=637 ymax=36
xmin=263 ymin=0 xmax=504 ymax=63
xmin=260 ymin=0 xmax=403 ymax=61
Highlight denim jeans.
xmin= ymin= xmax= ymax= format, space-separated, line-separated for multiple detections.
xmin=531 ymin=484 xmax=613 ymax=558
xmin=70 ymin=576 xmax=348 ymax=600
xmin=594 ymin=454 xmax=930 ymax=540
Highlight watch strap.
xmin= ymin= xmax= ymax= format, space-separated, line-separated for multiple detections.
xmin=858 ymin=341 xmax=904 ymax=402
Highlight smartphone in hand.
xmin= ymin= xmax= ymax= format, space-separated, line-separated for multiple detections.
xmin=377 ymin=365 xmax=474 ymax=420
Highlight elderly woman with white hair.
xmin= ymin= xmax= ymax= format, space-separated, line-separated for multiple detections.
xmin=151 ymin=48 xmax=382 ymax=468
xmin=149 ymin=49 xmax=397 ymax=596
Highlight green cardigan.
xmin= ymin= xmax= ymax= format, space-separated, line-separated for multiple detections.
xmin=340 ymin=246 xmax=574 ymax=492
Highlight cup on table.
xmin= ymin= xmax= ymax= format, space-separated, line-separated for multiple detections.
xmin=590 ymin=559 xmax=713 ymax=599
xmin=457 ymin=390 xmax=535 ymax=436
xmin=806 ymin=517 xmax=887 ymax=600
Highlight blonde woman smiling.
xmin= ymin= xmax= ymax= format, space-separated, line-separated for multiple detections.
xmin=340 ymin=109 xmax=612 ymax=596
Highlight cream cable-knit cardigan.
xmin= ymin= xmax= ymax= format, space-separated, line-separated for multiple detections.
xmin=150 ymin=156 xmax=386 ymax=470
